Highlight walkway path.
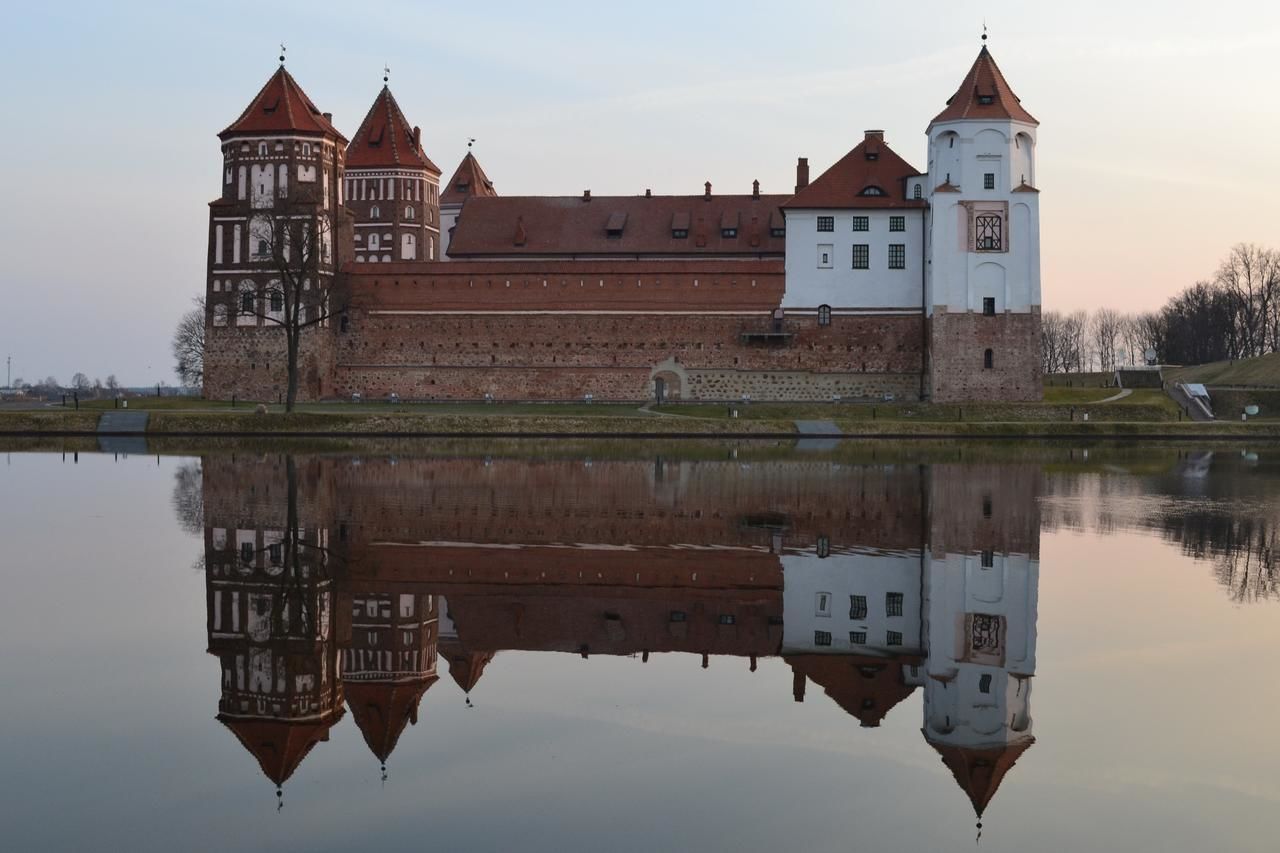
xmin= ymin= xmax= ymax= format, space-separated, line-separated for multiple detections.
xmin=1092 ymin=389 xmax=1133 ymax=404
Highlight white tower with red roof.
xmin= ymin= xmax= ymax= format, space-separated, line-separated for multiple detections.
xmin=925 ymin=42 xmax=1043 ymax=402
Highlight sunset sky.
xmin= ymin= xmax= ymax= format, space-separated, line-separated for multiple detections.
xmin=3 ymin=0 xmax=1277 ymax=384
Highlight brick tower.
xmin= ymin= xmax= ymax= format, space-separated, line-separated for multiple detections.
xmin=925 ymin=43 xmax=1043 ymax=401
xmin=345 ymin=81 xmax=443 ymax=263
xmin=203 ymin=59 xmax=348 ymax=401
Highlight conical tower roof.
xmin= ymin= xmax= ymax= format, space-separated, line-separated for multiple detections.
xmin=439 ymin=640 xmax=495 ymax=693
xmin=346 ymin=86 xmax=440 ymax=174
xmin=929 ymin=737 xmax=1035 ymax=818
xmin=441 ymin=151 xmax=497 ymax=205
xmin=931 ymin=46 xmax=1038 ymax=127
xmin=218 ymin=710 xmax=345 ymax=787
xmin=219 ymin=66 xmax=346 ymax=142
xmin=345 ymin=675 xmax=439 ymax=763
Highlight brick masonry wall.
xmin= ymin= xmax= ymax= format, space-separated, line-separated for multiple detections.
xmin=929 ymin=309 xmax=1043 ymax=403
xmin=204 ymin=324 xmax=336 ymax=402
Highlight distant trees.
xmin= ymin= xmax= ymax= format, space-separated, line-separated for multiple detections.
xmin=1046 ymin=243 xmax=1280 ymax=372
xmin=172 ymin=298 xmax=205 ymax=389
xmin=70 ymin=373 xmax=91 ymax=392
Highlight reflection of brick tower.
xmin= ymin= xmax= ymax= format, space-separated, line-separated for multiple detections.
xmin=341 ymin=588 xmax=439 ymax=773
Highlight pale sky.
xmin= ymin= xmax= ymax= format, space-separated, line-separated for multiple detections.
xmin=2 ymin=0 xmax=1277 ymax=385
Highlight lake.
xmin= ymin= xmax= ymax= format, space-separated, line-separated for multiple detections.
xmin=1 ymin=441 xmax=1277 ymax=852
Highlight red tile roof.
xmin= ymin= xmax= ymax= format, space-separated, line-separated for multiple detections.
xmin=218 ymin=711 xmax=344 ymax=787
xmin=441 ymin=152 xmax=497 ymax=206
xmin=931 ymin=46 xmax=1038 ymax=126
xmin=786 ymin=653 xmax=921 ymax=728
xmin=344 ymin=677 xmax=438 ymax=763
xmin=346 ymin=86 xmax=441 ymax=174
xmin=447 ymin=194 xmax=788 ymax=257
xmin=348 ymin=259 xmax=785 ymax=312
xmin=220 ymin=66 xmax=346 ymax=142
xmin=930 ymin=737 xmax=1035 ymax=817
xmin=782 ymin=132 xmax=924 ymax=210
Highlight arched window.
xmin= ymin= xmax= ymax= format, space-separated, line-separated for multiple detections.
xmin=257 ymin=239 xmax=269 ymax=256
xmin=370 ymin=205 xmax=380 ymax=219
xmin=984 ymin=348 xmax=994 ymax=369
xmin=302 ymin=142 xmax=312 ymax=157
xmin=817 ymin=305 xmax=832 ymax=327
xmin=258 ymin=142 xmax=267 ymax=156
xmin=913 ymin=184 xmax=922 ymax=199
xmin=405 ymin=205 xmax=415 ymax=219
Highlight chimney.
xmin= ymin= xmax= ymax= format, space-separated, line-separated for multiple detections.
xmin=864 ymin=129 xmax=885 ymax=142
xmin=704 ymin=181 xmax=712 ymax=201
xmin=792 ymin=668 xmax=806 ymax=702
xmin=795 ymin=157 xmax=809 ymax=192
xmin=645 ymin=188 xmax=652 ymax=197
xmin=323 ymin=112 xmax=333 ymax=123
xmin=752 ymin=179 xmax=760 ymax=200
xmin=583 ymin=189 xmax=591 ymax=202
xmin=413 ymin=126 xmax=421 ymax=149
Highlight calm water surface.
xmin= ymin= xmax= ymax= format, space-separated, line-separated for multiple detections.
xmin=1 ymin=442 xmax=1278 ymax=852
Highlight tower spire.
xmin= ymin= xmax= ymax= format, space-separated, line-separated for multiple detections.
xmin=279 ymin=43 xmax=286 ymax=65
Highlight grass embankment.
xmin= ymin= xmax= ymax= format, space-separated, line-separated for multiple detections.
xmin=1166 ymin=353 xmax=1280 ymax=387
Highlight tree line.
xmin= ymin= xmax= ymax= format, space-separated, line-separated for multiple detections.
xmin=1044 ymin=243 xmax=1280 ymax=374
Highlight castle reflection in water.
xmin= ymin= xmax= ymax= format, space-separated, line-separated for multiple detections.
xmin=201 ymin=453 xmax=1040 ymax=820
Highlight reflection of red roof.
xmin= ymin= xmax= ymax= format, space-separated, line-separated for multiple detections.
xmin=439 ymin=641 xmax=494 ymax=693
xmin=783 ymin=133 xmax=923 ymax=210
xmin=344 ymin=677 xmax=439 ymax=763
xmin=441 ymin=152 xmax=497 ymax=206
xmin=931 ymin=46 xmax=1038 ymax=126
xmin=786 ymin=654 xmax=920 ymax=727
xmin=346 ymin=86 xmax=440 ymax=174
xmin=447 ymin=195 xmax=788 ymax=257
xmin=929 ymin=737 xmax=1035 ymax=817
xmin=219 ymin=67 xmax=346 ymax=142
xmin=218 ymin=710 xmax=345 ymax=786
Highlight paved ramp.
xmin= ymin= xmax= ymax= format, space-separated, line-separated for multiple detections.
xmin=97 ymin=410 xmax=150 ymax=454
xmin=794 ymin=419 xmax=842 ymax=451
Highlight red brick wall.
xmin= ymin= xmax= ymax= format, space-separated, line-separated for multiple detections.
xmin=929 ymin=309 xmax=1043 ymax=402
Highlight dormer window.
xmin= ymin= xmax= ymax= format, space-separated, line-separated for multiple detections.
xmin=721 ymin=228 xmax=737 ymax=238
xmin=858 ymin=186 xmax=887 ymax=197
xmin=672 ymin=228 xmax=689 ymax=239
xmin=770 ymin=226 xmax=785 ymax=238
xmin=913 ymin=184 xmax=923 ymax=200
xmin=978 ymin=94 xmax=995 ymax=105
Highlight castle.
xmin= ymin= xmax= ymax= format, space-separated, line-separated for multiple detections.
xmin=203 ymin=42 xmax=1042 ymax=403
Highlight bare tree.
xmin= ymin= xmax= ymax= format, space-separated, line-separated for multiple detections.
xmin=236 ymin=194 xmax=345 ymax=411
xmin=1216 ymin=243 xmax=1276 ymax=359
xmin=105 ymin=375 xmax=120 ymax=392
xmin=171 ymin=459 xmax=204 ymax=536
xmin=1041 ymin=311 xmax=1068 ymax=375
xmin=173 ymin=297 xmax=205 ymax=389
xmin=70 ymin=373 xmax=91 ymax=392
xmin=1091 ymin=308 xmax=1124 ymax=372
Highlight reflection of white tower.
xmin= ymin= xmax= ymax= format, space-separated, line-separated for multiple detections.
xmin=920 ymin=546 xmax=1038 ymax=824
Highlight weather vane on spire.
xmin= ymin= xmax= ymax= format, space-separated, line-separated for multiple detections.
xmin=981 ymin=20 xmax=988 ymax=43
xmin=383 ymin=64 xmax=390 ymax=84
xmin=467 ymin=138 xmax=475 ymax=150
xmin=279 ymin=43 xmax=287 ymax=64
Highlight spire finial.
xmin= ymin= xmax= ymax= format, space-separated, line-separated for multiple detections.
xmin=383 ymin=64 xmax=390 ymax=84
xmin=279 ymin=43 xmax=286 ymax=65
xmin=981 ymin=21 xmax=988 ymax=44
xmin=467 ymin=137 xmax=475 ymax=151
xmin=276 ymin=786 xmax=283 ymax=812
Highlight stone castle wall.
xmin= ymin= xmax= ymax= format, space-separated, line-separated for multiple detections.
xmin=929 ymin=309 xmax=1043 ymax=403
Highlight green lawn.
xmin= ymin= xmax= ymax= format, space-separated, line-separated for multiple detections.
xmin=1165 ymin=353 xmax=1280 ymax=387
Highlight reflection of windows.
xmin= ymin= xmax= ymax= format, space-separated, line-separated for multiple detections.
xmin=268 ymin=543 xmax=282 ymax=565
xmin=850 ymin=631 xmax=866 ymax=644
xmin=815 ymin=593 xmax=831 ymax=617
xmin=669 ymin=611 xmax=687 ymax=622
xmin=852 ymin=244 xmax=869 ymax=269
xmin=240 ymin=291 xmax=255 ymax=313
xmin=981 ymin=549 xmax=995 ymax=568
xmin=976 ymin=214 xmax=1002 ymax=251
xmin=849 ymin=595 xmax=868 ymax=619
xmin=269 ymin=292 xmax=283 ymax=312
xmin=886 ymin=630 xmax=903 ymax=646
xmin=718 ymin=614 xmax=736 ymax=625
xmin=814 ymin=630 xmax=832 ymax=646
xmin=816 ymin=216 xmax=834 ymax=232
xmin=979 ymin=673 xmax=993 ymax=693
xmin=888 ymin=244 xmax=906 ymax=269
xmin=240 ymin=542 xmax=255 ymax=563
xmin=886 ymin=592 xmax=904 ymax=617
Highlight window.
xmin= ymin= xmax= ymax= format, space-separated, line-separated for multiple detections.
xmin=886 ymin=592 xmax=904 ymax=617
xmin=717 ymin=614 xmax=736 ymax=625
xmin=852 ymin=244 xmax=869 ymax=269
xmin=240 ymin=291 xmax=255 ymax=313
xmin=302 ymin=143 xmax=311 ymax=156
xmin=370 ymin=205 xmax=380 ymax=219
xmin=814 ymin=630 xmax=832 ymax=647
xmin=815 ymin=593 xmax=832 ymax=616
xmin=979 ymin=673 xmax=993 ymax=694
xmin=913 ymin=184 xmax=922 ymax=200
xmin=983 ymin=297 xmax=996 ymax=316
xmin=256 ymin=239 xmax=269 ymax=256
xmin=981 ymin=550 xmax=995 ymax=568
xmin=721 ymin=227 xmax=737 ymax=238
xmin=975 ymin=214 xmax=1002 ymax=251
xmin=859 ymin=186 xmax=886 ymax=197
xmin=851 ymin=216 xmax=869 ymax=232
xmin=888 ymin=244 xmax=906 ymax=269
xmin=269 ymin=292 xmax=283 ymax=313
xmin=405 ymin=206 xmax=415 ymax=219
xmin=849 ymin=631 xmax=867 ymax=645
xmin=669 ymin=610 xmax=687 ymax=623
xmin=268 ymin=543 xmax=282 ymax=566
xmin=339 ymin=314 xmax=349 ymax=333
xmin=240 ymin=541 xmax=255 ymax=563
xmin=672 ymin=228 xmax=689 ymax=239
xmin=978 ymin=94 xmax=995 ymax=105
xmin=886 ymin=630 xmax=903 ymax=646
xmin=817 ymin=306 xmax=832 ymax=328
xmin=984 ymin=348 xmax=994 ymax=369
xmin=816 ymin=216 xmax=835 ymax=232
xmin=258 ymin=142 xmax=267 ymax=156
xmin=849 ymin=595 xmax=868 ymax=619
xmin=889 ymin=215 xmax=905 ymax=232
xmin=984 ymin=173 xmax=996 ymax=190
xmin=771 ymin=225 xmax=785 ymax=237
xmin=818 ymin=244 xmax=833 ymax=269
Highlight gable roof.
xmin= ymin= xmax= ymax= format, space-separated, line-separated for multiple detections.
xmin=219 ymin=66 xmax=346 ymax=142
xmin=447 ymin=193 xmax=788 ymax=257
xmin=786 ymin=653 xmax=921 ymax=728
xmin=441 ymin=152 xmax=497 ymax=206
xmin=346 ymin=86 xmax=440 ymax=174
xmin=931 ymin=46 xmax=1038 ymax=126
xmin=782 ymin=132 xmax=924 ymax=210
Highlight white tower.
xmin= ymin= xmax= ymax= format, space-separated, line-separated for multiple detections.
xmin=925 ymin=42 xmax=1043 ymax=402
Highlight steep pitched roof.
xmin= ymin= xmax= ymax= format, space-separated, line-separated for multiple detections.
xmin=440 ymin=641 xmax=495 ymax=693
xmin=346 ymin=86 xmax=441 ymax=174
xmin=218 ymin=711 xmax=345 ymax=787
xmin=782 ymin=133 xmax=924 ymax=210
xmin=447 ymin=194 xmax=788 ymax=257
xmin=931 ymin=46 xmax=1038 ymax=126
xmin=344 ymin=676 xmax=439 ymax=763
xmin=786 ymin=654 xmax=921 ymax=728
xmin=220 ymin=66 xmax=346 ymax=142
xmin=441 ymin=152 xmax=497 ymax=206
xmin=929 ymin=737 xmax=1035 ymax=817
